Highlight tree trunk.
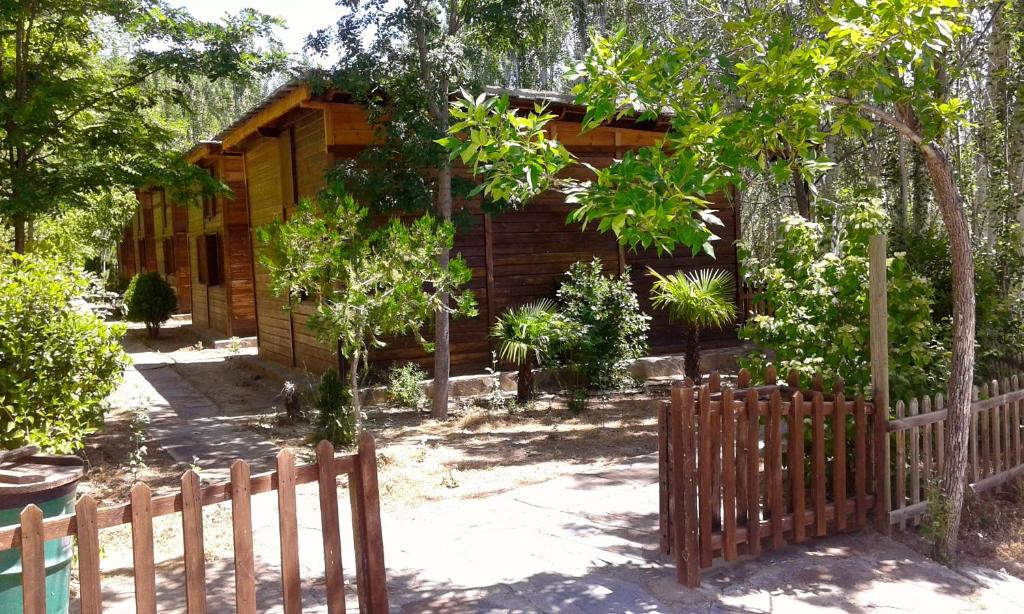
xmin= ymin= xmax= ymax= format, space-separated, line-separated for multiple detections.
xmin=517 ymin=358 xmax=535 ymax=404
xmin=350 ymin=350 xmax=362 ymax=430
xmin=683 ymin=324 xmax=701 ymax=383
xmin=792 ymin=168 xmax=812 ymax=219
xmin=432 ymin=162 xmax=453 ymax=419
xmin=13 ymin=215 xmax=26 ymax=253
xmin=922 ymin=144 xmax=976 ymax=564
xmin=897 ymin=136 xmax=910 ymax=231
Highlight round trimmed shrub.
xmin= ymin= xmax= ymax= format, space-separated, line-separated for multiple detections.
xmin=124 ymin=272 xmax=177 ymax=338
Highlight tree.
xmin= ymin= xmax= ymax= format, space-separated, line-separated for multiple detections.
xmin=124 ymin=271 xmax=178 ymax=338
xmin=257 ymin=187 xmax=476 ymax=421
xmin=649 ymin=268 xmax=736 ymax=383
xmin=0 ymin=1 xmax=285 ymax=252
xmin=307 ymin=0 xmax=549 ymax=418
xmin=492 ymin=299 xmax=566 ymax=403
xmin=445 ymin=0 xmax=980 ymax=561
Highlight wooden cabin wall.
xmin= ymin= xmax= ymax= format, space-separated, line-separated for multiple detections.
xmin=238 ymin=100 xmax=743 ymax=378
xmin=220 ymin=156 xmax=257 ymax=337
xmin=140 ymin=192 xmax=158 ymax=272
xmin=246 ymin=135 xmax=296 ymax=366
xmin=188 ymin=184 xmax=212 ymax=330
xmin=171 ymin=201 xmax=192 ymax=314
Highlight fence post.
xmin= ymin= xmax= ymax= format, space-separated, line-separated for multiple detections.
xmin=869 ymin=234 xmax=891 ymax=534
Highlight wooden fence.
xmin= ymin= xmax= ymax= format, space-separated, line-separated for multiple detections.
xmin=0 ymin=434 xmax=388 ymax=614
xmin=887 ymin=374 xmax=1024 ymax=527
xmin=659 ymin=368 xmax=883 ymax=587
xmin=737 ymin=283 xmax=769 ymax=326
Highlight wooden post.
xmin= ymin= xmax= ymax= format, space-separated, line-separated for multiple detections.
xmin=869 ymin=234 xmax=891 ymax=534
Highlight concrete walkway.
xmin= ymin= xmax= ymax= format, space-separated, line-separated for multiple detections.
xmin=97 ymin=337 xmax=1024 ymax=613
xmin=118 ymin=336 xmax=280 ymax=480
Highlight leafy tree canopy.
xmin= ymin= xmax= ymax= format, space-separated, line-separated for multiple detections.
xmin=0 ymin=0 xmax=287 ymax=249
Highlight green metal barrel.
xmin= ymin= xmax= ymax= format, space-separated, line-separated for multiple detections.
xmin=0 ymin=454 xmax=84 ymax=614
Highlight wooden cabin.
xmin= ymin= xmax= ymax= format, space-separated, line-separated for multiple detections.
xmin=121 ymin=188 xmax=191 ymax=313
xmin=200 ymin=81 xmax=741 ymax=376
xmin=183 ymin=143 xmax=257 ymax=338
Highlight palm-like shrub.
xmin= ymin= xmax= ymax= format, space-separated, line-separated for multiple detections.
xmin=649 ymin=268 xmax=736 ymax=382
xmin=492 ymin=299 xmax=565 ymax=403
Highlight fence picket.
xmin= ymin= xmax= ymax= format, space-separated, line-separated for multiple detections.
xmin=76 ymin=495 xmax=102 ymax=614
xmin=768 ymin=389 xmax=785 ymax=549
xmin=936 ymin=394 xmax=946 ymax=476
xmin=789 ymin=391 xmax=806 ymax=543
xmin=698 ymin=385 xmax=714 ymax=568
xmin=895 ymin=401 xmax=907 ymax=530
xmin=131 ymin=483 xmax=157 ymax=614
xmin=993 ymin=381 xmax=1003 ymax=476
xmin=765 ymin=365 xmax=777 ymax=385
xmin=721 ymin=388 xmax=739 ymax=560
xmin=317 ymin=440 xmax=347 ymax=613
xmin=181 ymin=470 xmax=207 ymax=614
xmin=854 ymin=396 xmax=868 ymax=527
xmin=658 ymin=402 xmax=671 ymax=555
xmin=787 ymin=369 xmax=801 ymax=389
xmin=231 ymin=460 xmax=257 ymax=614
xmin=355 ymin=432 xmax=390 ymax=613
xmin=922 ymin=396 xmax=933 ymax=487
xmin=1014 ymin=376 xmax=1021 ymax=468
xmin=909 ymin=399 xmax=920 ymax=527
xmin=737 ymin=368 xmax=751 ymax=389
xmin=971 ymin=386 xmax=980 ymax=483
xmin=276 ymin=450 xmax=303 ymax=614
xmin=669 ymin=387 xmax=687 ymax=583
xmin=834 ymin=387 xmax=848 ymax=532
xmin=20 ymin=505 xmax=45 ymax=614
xmin=812 ymin=393 xmax=827 ymax=537
xmin=745 ymin=391 xmax=762 ymax=555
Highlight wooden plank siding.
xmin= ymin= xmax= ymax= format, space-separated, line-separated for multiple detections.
xmin=126 ymin=90 xmax=745 ymax=377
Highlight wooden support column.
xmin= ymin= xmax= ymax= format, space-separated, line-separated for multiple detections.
xmin=869 ymin=234 xmax=891 ymax=533
xmin=483 ymin=212 xmax=496 ymax=332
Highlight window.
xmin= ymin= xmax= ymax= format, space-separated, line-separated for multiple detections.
xmin=162 ymin=238 xmax=174 ymax=276
xmin=196 ymin=233 xmax=222 ymax=286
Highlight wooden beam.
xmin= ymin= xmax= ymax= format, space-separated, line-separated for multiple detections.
xmin=221 ymin=85 xmax=311 ymax=150
xmin=256 ymin=126 xmax=281 ymax=138
xmin=869 ymin=234 xmax=891 ymax=534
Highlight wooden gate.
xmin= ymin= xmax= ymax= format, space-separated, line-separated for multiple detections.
xmin=659 ymin=368 xmax=884 ymax=587
xmin=0 ymin=434 xmax=388 ymax=613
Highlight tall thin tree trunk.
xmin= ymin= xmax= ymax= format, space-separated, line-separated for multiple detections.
xmin=922 ymin=145 xmax=976 ymax=564
xmin=897 ymin=136 xmax=910 ymax=231
xmin=792 ymin=167 xmax=811 ymax=218
xmin=432 ymin=162 xmax=452 ymax=419
xmin=684 ymin=324 xmax=701 ymax=383
xmin=13 ymin=214 xmax=26 ymax=253
xmin=350 ymin=350 xmax=362 ymax=430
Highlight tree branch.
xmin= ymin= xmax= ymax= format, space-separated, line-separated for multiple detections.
xmin=831 ymin=97 xmax=925 ymax=146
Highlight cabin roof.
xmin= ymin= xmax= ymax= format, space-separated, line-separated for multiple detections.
xmin=190 ymin=78 xmax=671 ymax=159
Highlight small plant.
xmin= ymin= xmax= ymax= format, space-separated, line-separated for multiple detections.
xmin=124 ymin=272 xmax=178 ymax=338
xmin=492 ymin=299 xmax=566 ymax=403
xmin=386 ymin=363 xmax=427 ymax=409
xmin=311 ymin=370 xmax=356 ymax=447
xmin=128 ymin=404 xmax=150 ymax=477
xmin=275 ymin=380 xmax=302 ymax=421
xmin=567 ymin=388 xmax=588 ymax=414
xmin=649 ymin=267 xmax=737 ymax=383
xmin=922 ymin=480 xmax=952 ymax=563
xmin=556 ymin=258 xmax=650 ymax=390
xmin=484 ymin=352 xmax=510 ymax=412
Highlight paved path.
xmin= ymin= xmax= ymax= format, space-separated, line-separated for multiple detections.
xmin=96 ymin=337 xmax=1024 ymax=612
xmin=118 ymin=337 xmax=280 ymax=480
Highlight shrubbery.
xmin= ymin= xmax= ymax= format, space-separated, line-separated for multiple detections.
xmin=0 ymin=254 xmax=128 ymax=453
xmin=740 ymin=197 xmax=946 ymax=402
xmin=311 ymin=370 xmax=356 ymax=447
xmin=556 ymin=258 xmax=650 ymax=390
xmin=124 ymin=272 xmax=177 ymax=338
xmin=386 ymin=362 xmax=427 ymax=409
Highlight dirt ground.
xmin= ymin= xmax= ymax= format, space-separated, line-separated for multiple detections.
xmin=90 ymin=321 xmax=1024 ymax=586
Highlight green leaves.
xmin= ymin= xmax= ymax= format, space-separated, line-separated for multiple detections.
xmin=257 ymin=188 xmax=476 ymax=364
xmin=649 ymin=268 xmax=737 ymax=331
xmin=0 ymin=254 xmax=128 ymax=452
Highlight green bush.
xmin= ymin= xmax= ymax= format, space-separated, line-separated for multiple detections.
xmin=124 ymin=272 xmax=177 ymax=338
xmin=0 ymin=254 xmax=129 ymax=453
xmin=311 ymin=370 xmax=356 ymax=447
xmin=740 ymin=196 xmax=946 ymax=402
xmin=556 ymin=258 xmax=650 ymax=390
xmin=386 ymin=362 xmax=427 ymax=409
